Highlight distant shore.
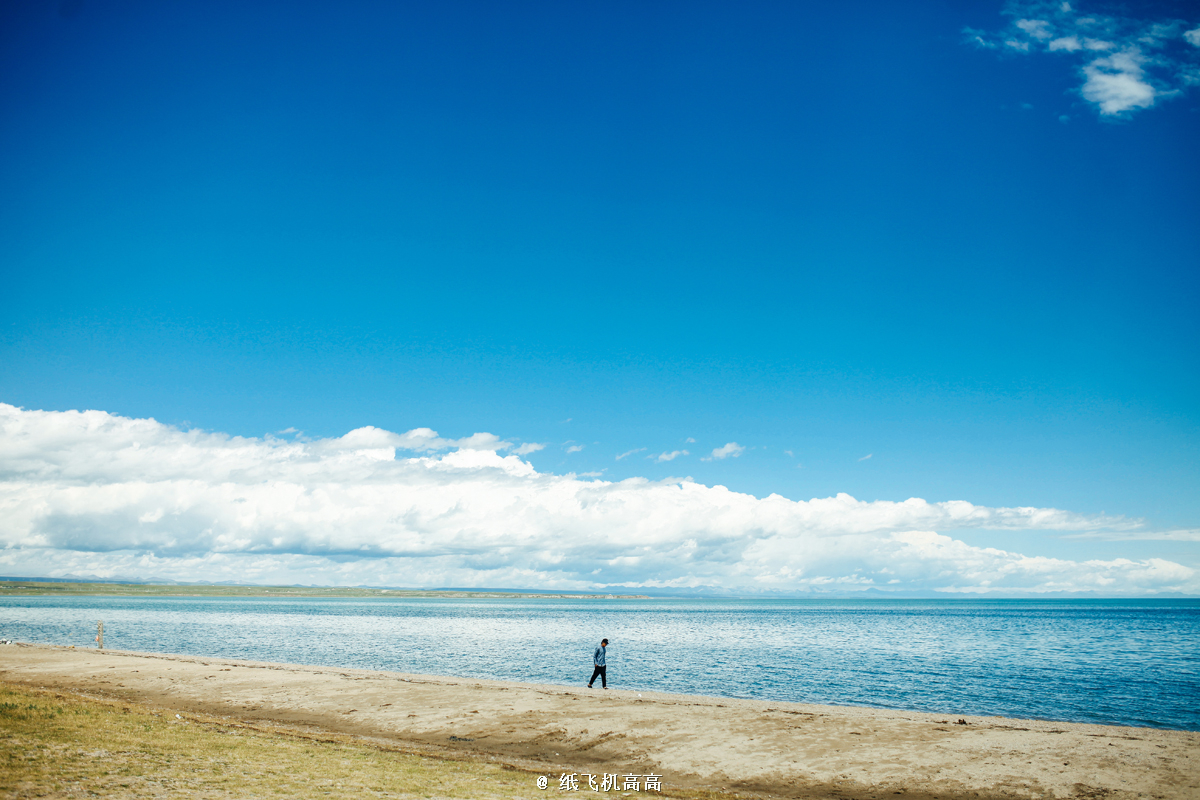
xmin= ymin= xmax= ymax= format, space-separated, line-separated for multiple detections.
xmin=0 ymin=580 xmax=650 ymax=600
xmin=2 ymin=643 xmax=1197 ymax=799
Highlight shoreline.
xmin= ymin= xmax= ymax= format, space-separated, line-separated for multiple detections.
xmin=0 ymin=579 xmax=651 ymax=599
xmin=2 ymin=637 xmax=1190 ymax=734
xmin=3 ymin=643 xmax=1197 ymax=799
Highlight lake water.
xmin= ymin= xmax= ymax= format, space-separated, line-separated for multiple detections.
xmin=1 ymin=596 xmax=1196 ymax=730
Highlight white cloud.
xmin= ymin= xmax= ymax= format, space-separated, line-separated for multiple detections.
xmin=654 ymin=450 xmax=689 ymax=463
xmin=513 ymin=442 xmax=545 ymax=455
xmin=685 ymin=437 xmax=696 ymax=444
xmin=704 ymin=442 xmax=745 ymax=461
xmin=966 ymin=30 xmax=998 ymax=49
xmin=0 ymin=404 xmax=1191 ymax=595
xmin=333 ymin=426 xmax=512 ymax=454
xmin=967 ymin=2 xmax=1200 ymax=116
xmin=1081 ymin=48 xmax=1157 ymax=114
xmin=1049 ymin=36 xmax=1082 ymax=51
xmin=565 ymin=444 xmax=585 ymax=454
xmin=615 ymin=448 xmax=646 ymax=461
xmin=858 ymin=453 xmax=873 ymax=462
xmin=1016 ymin=18 xmax=1054 ymax=40
xmin=1063 ymin=529 xmax=1200 ymax=542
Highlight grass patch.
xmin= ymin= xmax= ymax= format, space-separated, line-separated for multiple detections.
xmin=0 ymin=683 xmax=546 ymax=799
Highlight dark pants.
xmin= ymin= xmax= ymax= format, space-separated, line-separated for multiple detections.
xmin=588 ymin=665 xmax=607 ymax=688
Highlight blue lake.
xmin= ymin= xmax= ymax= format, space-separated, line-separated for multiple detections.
xmin=1 ymin=596 xmax=1196 ymax=730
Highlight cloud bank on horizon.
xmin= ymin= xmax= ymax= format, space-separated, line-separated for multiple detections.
xmin=0 ymin=404 xmax=1193 ymax=595
xmin=968 ymin=1 xmax=1200 ymax=116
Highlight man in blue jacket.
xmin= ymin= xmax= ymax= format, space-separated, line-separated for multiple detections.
xmin=587 ymin=638 xmax=608 ymax=689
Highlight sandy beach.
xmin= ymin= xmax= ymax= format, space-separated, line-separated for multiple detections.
xmin=2 ymin=643 xmax=1196 ymax=800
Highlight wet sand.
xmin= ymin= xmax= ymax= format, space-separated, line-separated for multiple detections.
xmin=2 ymin=644 xmax=1196 ymax=800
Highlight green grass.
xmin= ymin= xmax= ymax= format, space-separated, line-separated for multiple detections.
xmin=0 ymin=683 xmax=551 ymax=799
xmin=0 ymin=684 xmax=723 ymax=800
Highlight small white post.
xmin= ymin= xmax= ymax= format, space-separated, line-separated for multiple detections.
xmin=96 ymin=620 xmax=104 ymax=649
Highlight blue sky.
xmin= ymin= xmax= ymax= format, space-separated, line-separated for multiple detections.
xmin=1 ymin=1 xmax=1197 ymax=593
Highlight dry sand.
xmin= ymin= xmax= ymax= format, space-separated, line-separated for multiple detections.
xmin=2 ymin=643 xmax=1195 ymax=800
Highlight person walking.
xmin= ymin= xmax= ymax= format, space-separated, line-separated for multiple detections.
xmin=587 ymin=638 xmax=608 ymax=689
